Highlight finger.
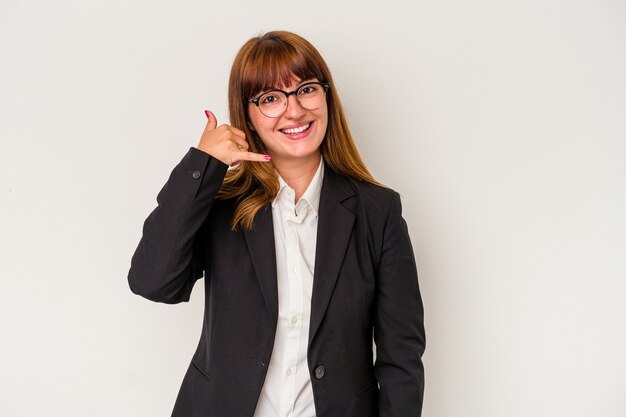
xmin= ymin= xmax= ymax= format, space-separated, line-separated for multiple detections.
xmin=226 ymin=125 xmax=246 ymax=140
xmin=204 ymin=109 xmax=217 ymax=131
xmin=237 ymin=151 xmax=272 ymax=162
xmin=231 ymin=138 xmax=249 ymax=151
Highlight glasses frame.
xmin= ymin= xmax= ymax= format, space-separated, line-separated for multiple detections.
xmin=248 ymin=81 xmax=330 ymax=118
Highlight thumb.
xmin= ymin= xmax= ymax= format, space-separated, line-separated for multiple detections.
xmin=204 ymin=109 xmax=217 ymax=131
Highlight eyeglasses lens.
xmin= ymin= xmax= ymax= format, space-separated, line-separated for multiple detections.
xmin=258 ymin=83 xmax=326 ymax=118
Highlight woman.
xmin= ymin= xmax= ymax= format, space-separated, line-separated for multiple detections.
xmin=128 ymin=30 xmax=425 ymax=417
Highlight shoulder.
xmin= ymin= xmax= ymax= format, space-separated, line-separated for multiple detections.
xmin=343 ymin=176 xmax=403 ymax=223
xmin=346 ymin=175 xmax=400 ymax=204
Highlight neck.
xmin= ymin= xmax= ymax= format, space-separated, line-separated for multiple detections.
xmin=274 ymin=152 xmax=322 ymax=203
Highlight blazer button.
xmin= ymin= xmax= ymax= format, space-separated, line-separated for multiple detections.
xmin=192 ymin=170 xmax=201 ymax=179
xmin=314 ymin=365 xmax=325 ymax=380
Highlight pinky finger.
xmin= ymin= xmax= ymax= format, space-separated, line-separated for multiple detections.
xmin=241 ymin=152 xmax=272 ymax=162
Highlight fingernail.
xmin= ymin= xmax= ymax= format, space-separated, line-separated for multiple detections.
xmin=264 ymin=155 xmax=272 ymax=160
xmin=204 ymin=110 xmax=210 ymax=119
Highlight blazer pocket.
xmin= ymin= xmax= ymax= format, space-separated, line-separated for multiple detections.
xmin=191 ymin=360 xmax=212 ymax=382
xmin=355 ymin=379 xmax=378 ymax=399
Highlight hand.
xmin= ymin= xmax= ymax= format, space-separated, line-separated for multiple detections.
xmin=197 ymin=110 xmax=271 ymax=166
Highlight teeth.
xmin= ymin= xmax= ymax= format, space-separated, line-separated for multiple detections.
xmin=281 ymin=123 xmax=310 ymax=134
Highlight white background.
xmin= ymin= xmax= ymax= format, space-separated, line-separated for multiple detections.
xmin=1 ymin=1 xmax=625 ymax=416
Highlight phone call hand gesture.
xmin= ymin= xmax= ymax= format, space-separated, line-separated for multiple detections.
xmin=197 ymin=110 xmax=271 ymax=166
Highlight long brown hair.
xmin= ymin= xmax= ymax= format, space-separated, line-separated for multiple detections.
xmin=216 ymin=30 xmax=383 ymax=230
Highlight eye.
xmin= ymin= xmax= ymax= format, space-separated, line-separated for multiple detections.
xmin=260 ymin=92 xmax=281 ymax=105
xmin=298 ymin=84 xmax=318 ymax=95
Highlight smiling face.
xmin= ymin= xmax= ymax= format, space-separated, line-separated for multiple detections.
xmin=247 ymin=77 xmax=328 ymax=167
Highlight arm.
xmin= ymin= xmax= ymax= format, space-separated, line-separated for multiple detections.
xmin=127 ymin=147 xmax=229 ymax=304
xmin=373 ymin=191 xmax=426 ymax=416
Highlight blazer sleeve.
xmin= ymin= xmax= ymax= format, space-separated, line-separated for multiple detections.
xmin=373 ymin=191 xmax=426 ymax=417
xmin=127 ymin=147 xmax=229 ymax=304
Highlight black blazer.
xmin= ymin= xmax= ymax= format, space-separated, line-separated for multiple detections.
xmin=128 ymin=147 xmax=425 ymax=417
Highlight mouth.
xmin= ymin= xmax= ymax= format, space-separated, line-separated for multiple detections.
xmin=278 ymin=121 xmax=314 ymax=139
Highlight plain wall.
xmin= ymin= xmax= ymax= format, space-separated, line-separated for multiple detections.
xmin=1 ymin=0 xmax=625 ymax=416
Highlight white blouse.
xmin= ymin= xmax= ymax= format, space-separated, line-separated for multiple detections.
xmin=253 ymin=157 xmax=325 ymax=417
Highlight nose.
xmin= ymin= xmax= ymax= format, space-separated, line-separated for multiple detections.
xmin=283 ymin=94 xmax=306 ymax=119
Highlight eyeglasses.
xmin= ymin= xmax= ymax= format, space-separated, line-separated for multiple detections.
xmin=248 ymin=81 xmax=330 ymax=118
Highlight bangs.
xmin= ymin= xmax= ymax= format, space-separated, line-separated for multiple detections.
xmin=240 ymin=39 xmax=326 ymax=99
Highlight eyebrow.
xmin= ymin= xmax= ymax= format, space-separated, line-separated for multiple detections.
xmin=260 ymin=79 xmax=316 ymax=94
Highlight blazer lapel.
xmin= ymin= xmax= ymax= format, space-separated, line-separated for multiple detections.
xmin=242 ymin=164 xmax=356 ymax=346
xmin=242 ymin=204 xmax=279 ymax=323
xmin=308 ymin=164 xmax=356 ymax=347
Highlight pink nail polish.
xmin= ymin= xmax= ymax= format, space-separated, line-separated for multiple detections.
xmin=204 ymin=110 xmax=210 ymax=119
xmin=264 ymin=155 xmax=272 ymax=160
